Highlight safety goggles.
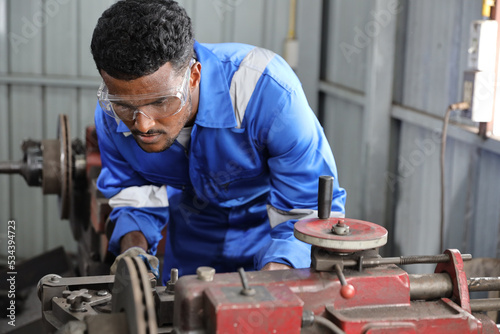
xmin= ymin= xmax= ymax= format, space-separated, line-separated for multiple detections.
xmin=97 ymin=60 xmax=194 ymax=121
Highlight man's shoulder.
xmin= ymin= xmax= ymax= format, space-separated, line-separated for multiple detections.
xmin=197 ymin=42 xmax=255 ymax=63
xmin=205 ymin=43 xmax=300 ymax=91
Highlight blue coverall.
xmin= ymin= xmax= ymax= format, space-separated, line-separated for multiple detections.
xmin=95 ymin=42 xmax=346 ymax=284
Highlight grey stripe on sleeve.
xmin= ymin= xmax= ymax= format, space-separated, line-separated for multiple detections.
xmin=229 ymin=47 xmax=276 ymax=128
xmin=109 ymin=185 xmax=169 ymax=208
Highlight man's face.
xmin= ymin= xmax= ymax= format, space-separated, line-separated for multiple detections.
xmin=101 ymin=61 xmax=200 ymax=153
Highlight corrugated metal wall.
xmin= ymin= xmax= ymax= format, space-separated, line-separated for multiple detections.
xmin=321 ymin=0 xmax=370 ymax=221
xmin=0 ymin=0 xmax=290 ymax=259
xmin=319 ymin=0 xmax=396 ymax=229
xmin=0 ymin=0 xmax=115 ymax=259
xmin=392 ymin=1 xmax=500 ymax=271
xmin=318 ymin=0 xmax=500 ymax=273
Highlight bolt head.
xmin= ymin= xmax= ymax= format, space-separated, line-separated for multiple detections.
xmin=241 ymin=288 xmax=256 ymax=296
xmin=332 ymin=223 xmax=350 ymax=235
xmin=97 ymin=290 xmax=108 ymax=296
xmin=196 ymin=266 xmax=216 ymax=282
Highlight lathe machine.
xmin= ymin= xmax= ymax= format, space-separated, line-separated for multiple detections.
xmin=37 ymin=212 xmax=500 ymax=333
xmin=3 ymin=115 xmax=500 ymax=333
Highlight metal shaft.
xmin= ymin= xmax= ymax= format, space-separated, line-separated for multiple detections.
xmin=339 ymin=253 xmax=473 ymax=268
xmin=334 ymin=264 xmax=347 ymax=286
xmin=0 ymin=161 xmax=22 ymax=174
xmin=470 ymin=298 xmax=500 ymax=312
xmin=468 ymin=277 xmax=500 ymax=292
xmin=361 ymin=254 xmax=472 ymax=267
xmin=409 ymin=273 xmax=453 ymax=300
xmin=410 ymin=273 xmax=500 ymax=301
xmin=318 ymin=176 xmax=333 ymax=219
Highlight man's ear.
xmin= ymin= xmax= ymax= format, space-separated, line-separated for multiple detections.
xmin=190 ymin=62 xmax=201 ymax=89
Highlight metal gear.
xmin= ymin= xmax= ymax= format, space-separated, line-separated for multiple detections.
xmin=112 ymin=257 xmax=158 ymax=334
xmin=40 ymin=114 xmax=73 ymax=219
xmin=58 ymin=114 xmax=73 ymax=219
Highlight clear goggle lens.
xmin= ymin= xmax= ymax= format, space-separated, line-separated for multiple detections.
xmin=97 ymin=60 xmax=193 ymax=121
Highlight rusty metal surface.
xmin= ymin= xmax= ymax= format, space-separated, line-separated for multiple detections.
xmin=473 ymin=313 xmax=500 ymax=334
xmin=41 ymin=139 xmax=61 ymax=195
xmin=410 ymin=273 xmax=500 ymax=302
xmin=327 ymin=298 xmax=482 ymax=334
xmin=173 ymin=266 xmax=411 ymax=332
xmin=469 ymin=277 xmax=500 ymax=292
xmin=205 ymin=284 xmax=303 ymax=333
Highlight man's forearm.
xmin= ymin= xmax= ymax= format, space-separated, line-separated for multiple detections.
xmin=120 ymin=231 xmax=149 ymax=253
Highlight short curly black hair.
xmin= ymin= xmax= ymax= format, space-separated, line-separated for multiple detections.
xmin=91 ymin=0 xmax=194 ymax=80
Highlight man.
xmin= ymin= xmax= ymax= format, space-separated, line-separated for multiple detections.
xmin=91 ymin=0 xmax=346 ymax=284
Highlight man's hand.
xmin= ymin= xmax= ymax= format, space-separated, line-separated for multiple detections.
xmin=261 ymin=262 xmax=292 ymax=271
xmin=110 ymin=246 xmax=160 ymax=279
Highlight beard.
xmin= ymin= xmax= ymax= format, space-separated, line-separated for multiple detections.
xmin=133 ymin=94 xmax=193 ymax=153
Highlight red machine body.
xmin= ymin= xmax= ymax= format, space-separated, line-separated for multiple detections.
xmin=172 ymin=213 xmax=499 ymax=334
xmin=173 ymin=255 xmax=498 ymax=333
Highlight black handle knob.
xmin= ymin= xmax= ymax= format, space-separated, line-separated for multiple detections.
xmin=318 ymin=176 xmax=333 ymax=219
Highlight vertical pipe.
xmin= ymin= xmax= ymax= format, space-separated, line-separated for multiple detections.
xmin=287 ymin=0 xmax=297 ymax=39
xmin=318 ymin=175 xmax=333 ymax=219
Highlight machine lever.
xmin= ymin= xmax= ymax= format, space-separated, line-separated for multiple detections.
xmin=238 ymin=267 xmax=256 ymax=296
xmin=334 ymin=264 xmax=355 ymax=299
